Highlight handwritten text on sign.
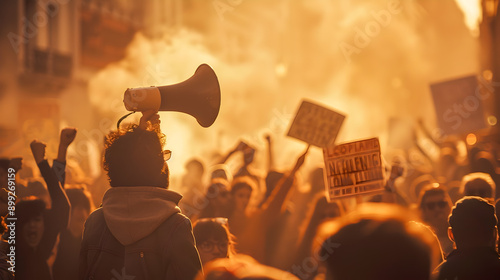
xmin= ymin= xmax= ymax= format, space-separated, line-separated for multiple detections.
xmin=287 ymin=100 xmax=345 ymax=148
xmin=323 ymin=138 xmax=384 ymax=199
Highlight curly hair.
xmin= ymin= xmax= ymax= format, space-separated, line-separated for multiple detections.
xmin=103 ymin=124 xmax=169 ymax=188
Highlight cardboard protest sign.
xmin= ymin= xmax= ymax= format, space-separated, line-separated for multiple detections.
xmin=430 ymin=75 xmax=487 ymax=135
xmin=323 ymin=137 xmax=384 ymax=200
xmin=287 ymin=100 xmax=345 ymax=148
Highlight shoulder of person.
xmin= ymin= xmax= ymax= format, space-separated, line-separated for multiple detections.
xmin=83 ymin=207 xmax=105 ymax=228
xmin=146 ymin=213 xmax=195 ymax=255
xmin=157 ymin=212 xmax=193 ymax=233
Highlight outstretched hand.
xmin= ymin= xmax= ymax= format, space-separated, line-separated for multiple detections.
xmin=30 ymin=140 xmax=47 ymax=164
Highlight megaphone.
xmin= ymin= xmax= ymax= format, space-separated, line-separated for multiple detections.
xmin=123 ymin=64 xmax=221 ymax=128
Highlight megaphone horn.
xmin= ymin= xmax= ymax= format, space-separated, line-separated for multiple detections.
xmin=124 ymin=64 xmax=221 ymax=128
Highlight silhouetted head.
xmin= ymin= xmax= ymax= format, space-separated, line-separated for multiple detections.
xmin=409 ymin=174 xmax=436 ymax=204
xmin=448 ymin=196 xmax=497 ymax=249
xmin=461 ymin=172 xmax=496 ymax=203
xmin=320 ymin=204 xmax=435 ymax=280
xmin=104 ymin=125 xmax=169 ymax=188
xmin=471 ymin=151 xmax=496 ymax=174
xmin=230 ymin=177 xmax=254 ymax=212
xmin=210 ymin=164 xmax=233 ymax=182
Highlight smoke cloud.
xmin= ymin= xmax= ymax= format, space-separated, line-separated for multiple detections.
xmin=87 ymin=0 xmax=479 ymax=180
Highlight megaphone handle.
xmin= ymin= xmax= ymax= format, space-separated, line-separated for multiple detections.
xmin=117 ymin=111 xmax=137 ymax=130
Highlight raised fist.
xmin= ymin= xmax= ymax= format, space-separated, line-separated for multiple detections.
xmin=60 ymin=128 xmax=77 ymax=147
xmin=30 ymin=140 xmax=47 ymax=164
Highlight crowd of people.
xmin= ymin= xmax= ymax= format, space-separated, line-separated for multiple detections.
xmin=1 ymin=110 xmax=500 ymax=280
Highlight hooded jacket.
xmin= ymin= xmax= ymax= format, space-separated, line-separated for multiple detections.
xmin=79 ymin=186 xmax=202 ymax=280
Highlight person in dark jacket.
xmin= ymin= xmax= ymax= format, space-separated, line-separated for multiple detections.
xmin=79 ymin=111 xmax=202 ymax=280
xmin=435 ymin=196 xmax=500 ymax=280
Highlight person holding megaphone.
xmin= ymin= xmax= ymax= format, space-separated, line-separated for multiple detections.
xmin=80 ymin=64 xmax=221 ymax=280
xmin=80 ymin=110 xmax=202 ymax=280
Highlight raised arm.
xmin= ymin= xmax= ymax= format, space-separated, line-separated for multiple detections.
xmin=381 ymin=161 xmax=409 ymax=206
xmin=265 ymin=134 xmax=274 ymax=172
xmin=216 ymin=141 xmax=247 ymax=164
xmin=414 ymin=118 xmax=446 ymax=170
xmin=30 ymin=140 xmax=70 ymax=259
xmin=53 ymin=128 xmax=77 ymax=186
xmin=417 ymin=118 xmax=441 ymax=147
xmin=261 ymin=145 xmax=309 ymax=216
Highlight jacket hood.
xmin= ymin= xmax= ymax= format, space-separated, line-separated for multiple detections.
xmin=102 ymin=186 xmax=182 ymax=246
